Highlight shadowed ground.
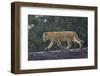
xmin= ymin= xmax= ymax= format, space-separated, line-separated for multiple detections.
xmin=28 ymin=47 xmax=88 ymax=61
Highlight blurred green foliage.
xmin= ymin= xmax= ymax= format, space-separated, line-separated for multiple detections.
xmin=28 ymin=15 xmax=88 ymax=51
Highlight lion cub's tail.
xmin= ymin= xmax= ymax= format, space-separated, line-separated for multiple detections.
xmin=74 ymin=32 xmax=84 ymax=43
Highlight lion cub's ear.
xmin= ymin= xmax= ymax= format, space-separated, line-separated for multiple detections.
xmin=44 ymin=32 xmax=47 ymax=35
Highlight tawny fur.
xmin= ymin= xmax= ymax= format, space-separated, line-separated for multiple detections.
xmin=42 ymin=31 xmax=84 ymax=50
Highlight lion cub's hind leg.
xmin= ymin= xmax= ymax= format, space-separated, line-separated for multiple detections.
xmin=73 ymin=37 xmax=82 ymax=48
xmin=65 ymin=40 xmax=72 ymax=49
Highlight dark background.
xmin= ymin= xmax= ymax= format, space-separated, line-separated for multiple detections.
xmin=28 ymin=15 xmax=88 ymax=52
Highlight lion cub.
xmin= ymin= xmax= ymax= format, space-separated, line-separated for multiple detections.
xmin=42 ymin=31 xmax=84 ymax=50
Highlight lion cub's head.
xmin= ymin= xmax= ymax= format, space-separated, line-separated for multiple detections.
xmin=42 ymin=32 xmax=49 ymax=42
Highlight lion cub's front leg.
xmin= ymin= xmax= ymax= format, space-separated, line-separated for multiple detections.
xmin=44 ymin=41 xmax=54 ymax=50
xmin=66 ymin=40 xmax=72 ymax=49
xmin=57 ymin=41 xmax=65 ymax=49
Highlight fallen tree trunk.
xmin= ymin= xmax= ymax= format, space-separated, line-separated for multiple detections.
xmin=28 ymin=47 xmax=88 ymax=60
